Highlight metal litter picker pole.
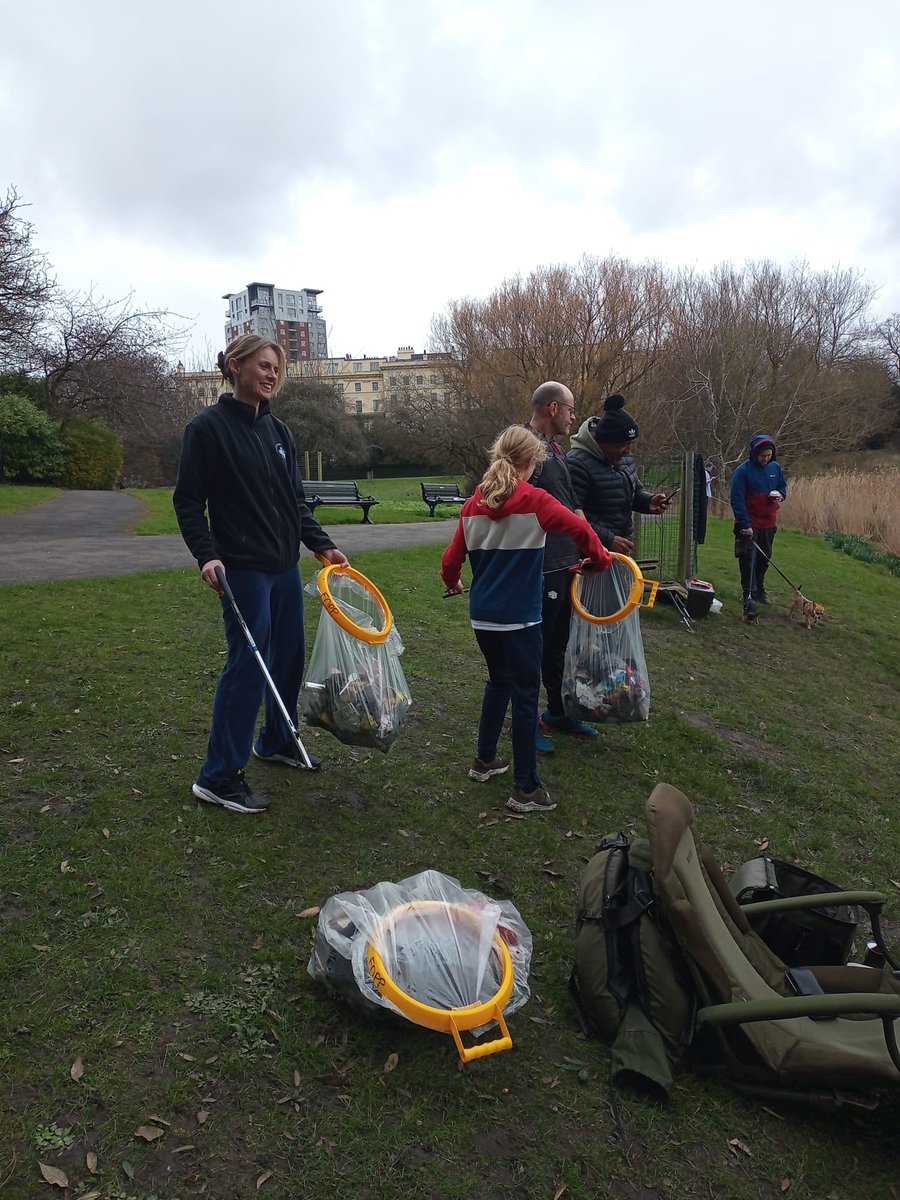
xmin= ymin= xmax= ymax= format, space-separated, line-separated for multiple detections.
xmin=214 ymin=566 xmax=318 ymax=771
xmin=751 ymin=539 xmax=802 ymax=594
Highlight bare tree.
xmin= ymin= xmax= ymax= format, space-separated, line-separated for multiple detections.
xmin=38 ymin=289 xmax=191 ymax=433
xmin=645 ymin=260 xmax=885 ymax=472
xmin=0 ymin=187 xmax=55 ymax=368
xmin=424 ymin=256 xmax=675 ymax=479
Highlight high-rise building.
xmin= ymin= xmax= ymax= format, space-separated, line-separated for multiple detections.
xmin=223 ymin=282 xmax=328 ymax=362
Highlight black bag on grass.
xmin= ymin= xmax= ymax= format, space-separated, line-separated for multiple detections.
xmin=728 ymin=856 xmax=860 ymax=967
xmin=570 ymin=834 xmax=694 ymax=1099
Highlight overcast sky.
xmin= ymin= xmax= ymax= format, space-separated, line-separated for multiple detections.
xmin=3 ymin=0 xmax=899 ymax=365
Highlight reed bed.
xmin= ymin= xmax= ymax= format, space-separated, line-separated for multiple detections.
xmin=780 ymin=468 xmax=900 ymax=554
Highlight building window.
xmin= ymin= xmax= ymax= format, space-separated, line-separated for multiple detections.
xmin=416 ymin=374 xmax=424 ymax=384
xmin=401 ymin=377 xmax=410 ymax=388
xmin=353 ymin=361 xmax=363 ymax=372
xmin=355 ymin=400 xmax=363 ymax=415
xmin=354 ymin=382 xmax=362 ymax=392
xmin=336 ymin=381 xmax=344 ymax=393
xmin=371 ymin=381 xmax=379 ymax=392
xmin=373 ymin=398 xmax=380 ymax=413
xmin=324 ymin=362 xmax=337 ymax=374
xmin=389 ymin=374 xmax=398 ymax=385
xmin=430 ymin=374 xmax=438 ymax=385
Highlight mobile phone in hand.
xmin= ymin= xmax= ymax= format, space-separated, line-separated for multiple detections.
xmin=663 ymin=485 xmax=681 ymax=503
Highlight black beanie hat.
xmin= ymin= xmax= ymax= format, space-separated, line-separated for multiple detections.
xmin=591 ymin=394 xmax=640 ymax=444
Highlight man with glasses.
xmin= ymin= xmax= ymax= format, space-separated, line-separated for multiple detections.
xmin=525 ymin=381 xmax=599 ymax=755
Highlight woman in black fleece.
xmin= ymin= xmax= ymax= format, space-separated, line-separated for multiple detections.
xmin=174 ymin=335 xmax=348 ymax=814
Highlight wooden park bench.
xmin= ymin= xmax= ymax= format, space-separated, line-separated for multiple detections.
xmin=421 ymin=482 xmax=466 ymax=518
xmin=306 ymin=480 xmax=379 ymax=525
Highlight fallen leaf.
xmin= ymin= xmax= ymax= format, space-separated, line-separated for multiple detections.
xmin=147 ymin=1115 xmax=171 ymax=1126
xmin=86 ymin=1151 xmax=98 ymax=1172
xmin=173 ymin=1144 xmax=195 ymax=1154
xmin=135 ymin=1124 xmax=164 ymax=1142
xmin=32 ymin=944 xmax=49 ymax=952
xmin=554 ymin=1186 xmax=568 ymax=1200
xmin=252 ymin=935 xmax=263 ymax=950
xmin=40 ymin=804 xmax=51 ymax=814
xmin=81 ymin=1192 xmax=102 ymax=1200
xmin=38 ymin=1163 xmax=69 ymax=1188
xmin=727 ymin=1137 xmax=753 ymax=1158
xmin=542 ymin=869 xmax=563 ymax=880
xmin=197 ymin=1109 xmax=209 ymax=1125
xmin=781 ymin=1177 xmax=792 ymax=1193
xmin=102 ymin=828 xmax=110 ymax=839
xmin=204 ymin=1055 xmax=218 ymax=1064
xmin=383 ymin=1052 xmax=399 ymax=1074
xmin=178 ymin=1052 xmax=196 ymax=1061
xmin=754 ymin=838 xmax=770 ymax=853
xmin=890 ymin=880 xmax=900 ymax=891
xmin=122 ymin=1160 xmax=135 ymax=1179
xmin=256 ymin=1169 xmax=273 ymax=1189
xmin=60 ymin=859 xmax=74 ymax=873
xmin=296 ymin=906 xmax=320 ymax=919
xmin=293 ymin=1069 xmax=301 ymax=1087
xmin=7 ymin=757 xmax=24 ymax=764
xmin=70 ymin=1055 xmax=85 ymax=1081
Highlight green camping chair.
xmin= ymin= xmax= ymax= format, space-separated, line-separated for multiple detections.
xmin=646 ymin=783 xmax=900 ymax=1104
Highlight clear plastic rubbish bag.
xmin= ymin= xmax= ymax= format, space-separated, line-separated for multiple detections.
xmin=308 ymin=869 xmax=532 ymax=1035
xmin=562 ymin=564 xmax=651 ymax=723
xmin=300 ymin=568 xmax=411 ymax=752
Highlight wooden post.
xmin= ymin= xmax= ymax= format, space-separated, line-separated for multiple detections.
xmin=304 ymin=451 xmax=310 ymax=480
xmin=317 ymin=450 xmax=323 ymax=481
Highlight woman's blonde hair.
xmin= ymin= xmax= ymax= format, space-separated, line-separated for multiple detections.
xmin=479 ymin=426 xmax=547 ymax=509
xmin=217 ymin=334 xmax=287 ymax=395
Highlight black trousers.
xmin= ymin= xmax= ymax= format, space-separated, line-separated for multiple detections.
xmin=541 ymin=568 xmax=573 ymax=718
xmin=735 ymin=525 xmax=777 ymax=598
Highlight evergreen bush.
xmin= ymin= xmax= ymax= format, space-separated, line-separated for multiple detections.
xmin=61 ymin=420 xmax=123 ymax=489
xmin=0 ymin=392 xmax=65 ymax=482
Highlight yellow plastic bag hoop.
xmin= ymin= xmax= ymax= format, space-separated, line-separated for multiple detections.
xmin=366 ymin=900 xmax=515 ymax=1063
xmin=570 ymin=553 xmax=656 ymax=626
xmin=316 ymin=563 xmax=393 ymax=645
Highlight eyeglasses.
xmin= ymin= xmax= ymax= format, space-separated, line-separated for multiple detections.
xmin=555 ymin=404 xmax=576 ymax=416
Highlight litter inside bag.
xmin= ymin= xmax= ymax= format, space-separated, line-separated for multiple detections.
xmin=308 ymin=870 xmax=532 ymax=1034
xmin=562 ymin=564 xmax=651 ymax=723
xmin=300 ymin=570 xmax=411 ymax=752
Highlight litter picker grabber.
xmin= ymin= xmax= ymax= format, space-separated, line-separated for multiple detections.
xmin=214 ymin=566 xmax=319 ymax=771
xmin=751 ymin=539 xmax=803 ymax=595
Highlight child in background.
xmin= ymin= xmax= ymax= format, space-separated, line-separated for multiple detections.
xmin=442 ymin=426 xmax=612 ymax=814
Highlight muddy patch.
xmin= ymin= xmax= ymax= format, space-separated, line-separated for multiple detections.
xmin=683 ymin=712 xmax=785 ymax=766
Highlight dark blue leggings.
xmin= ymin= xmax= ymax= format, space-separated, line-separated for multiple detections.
xmin=196 ymin=565 xmax=305 ymax=788
xmin=473 ymin=624 xmax=543 ymax=792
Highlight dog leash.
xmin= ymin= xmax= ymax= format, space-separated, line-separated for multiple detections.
xmin=750 ymin=538 xmax=803 ymax=594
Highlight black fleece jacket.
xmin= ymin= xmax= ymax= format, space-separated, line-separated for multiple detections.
xmin=173 ymin=394 xmax=336 ymax=572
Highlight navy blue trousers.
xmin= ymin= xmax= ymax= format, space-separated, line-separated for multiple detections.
xmin=196 ymin=565 xmax=305 ymax=788
xmin=473 ymin=624 xmax=543 ymax=792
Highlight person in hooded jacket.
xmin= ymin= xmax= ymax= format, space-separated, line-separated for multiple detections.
xmin=567 ymin=394 xmax=669 ymax=552
xmin=174 ymin=334 xmax=348 ymax=815
xmin=441 ymin=426 xmax=611 ymax=815
xmin=730 ymin=433 xmax=787 ymax=617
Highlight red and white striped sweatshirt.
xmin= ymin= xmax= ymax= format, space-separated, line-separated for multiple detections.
xmin=441 ymin=480 xmax=611 ymax=629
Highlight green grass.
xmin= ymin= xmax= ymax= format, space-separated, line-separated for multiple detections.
xmin=1 ymin=520 xmax=899 ymax=1199
xmin=126 ymin=476 xmax=468 ymax=534
xmin=0 ymin=484 xmax=61 ymax=516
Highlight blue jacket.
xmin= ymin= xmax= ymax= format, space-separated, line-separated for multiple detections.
xmin=730 ymin=434 xmax=787 ymax=530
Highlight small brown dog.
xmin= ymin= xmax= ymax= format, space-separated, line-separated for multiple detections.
xmin=789 ymin=591 xmax=826 ymax=630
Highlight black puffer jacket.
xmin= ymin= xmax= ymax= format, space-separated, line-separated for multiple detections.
xmin=567 ymin=418 xmax=654 ymax=548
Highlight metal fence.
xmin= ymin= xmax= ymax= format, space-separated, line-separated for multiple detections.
xmin=633 ymin=452 xmax=708 ymax=586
